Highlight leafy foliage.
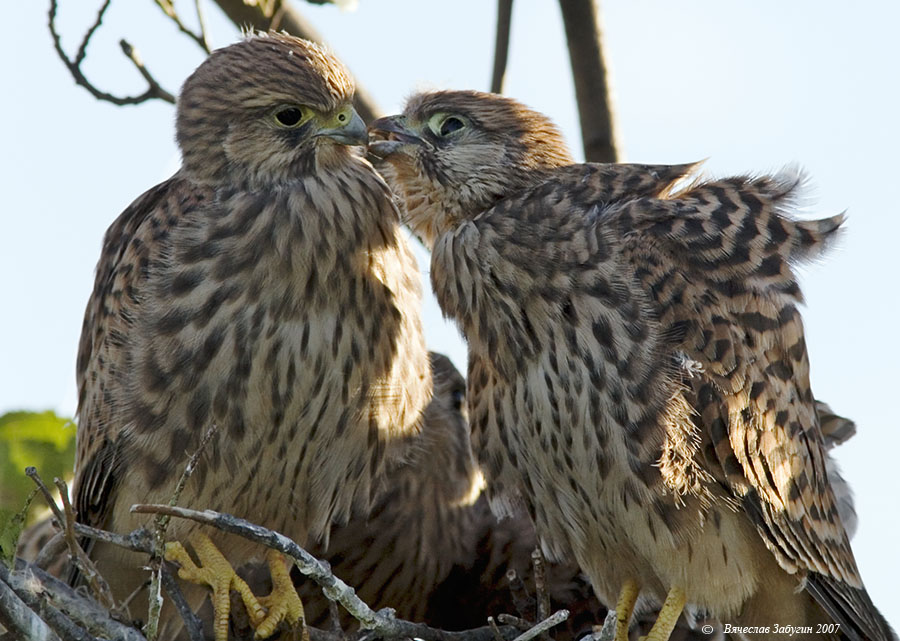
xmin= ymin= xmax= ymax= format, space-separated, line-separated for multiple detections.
xmin=0 ymin=410 xmax=75 ymax=554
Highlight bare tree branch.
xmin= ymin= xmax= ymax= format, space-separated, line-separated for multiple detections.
xmin=48 ymin=0 xmax=176 ymax=105
xmin=510 ymin=610 xmax=568 ymax=641
xmin=12 ymin=560 xmax=146 ymax=641
xmin=144 ymin=423 xmax=218 ymax=641
xmin=154 ymin=0 xmax=211 ymax=53
xmin=490 ymin=0 xmax=513 ymax=93
xmin=132 ymin=503 xmax=530 ymax=641
xmin=0 ymin=562 xmax=101 ymax=641
xmin=210 ymin=0 xmax=381 ymax=123
xmin=26 ymin=468 xmax=117 ymax=614
xmin=0 ymin=569 xmax=62 ymax=641
xmin=557 ymin=0 xmax=619 ymax=163
xmin=529 ymin=549 xmax=550 ymax=641
xmin=119 ymin=40 xmax=177 ymax=103
xmin=505 ymin=569 xmax=534 ymax=621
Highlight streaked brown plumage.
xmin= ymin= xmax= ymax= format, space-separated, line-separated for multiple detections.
xmin=220 ymin=351 xmax=601 ymax=638
xmin=70 ymin=33 xmax=431 ymax=637
xmin=368 ymin=90 xmax=893 ymax=641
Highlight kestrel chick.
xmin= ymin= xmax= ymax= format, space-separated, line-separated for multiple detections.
xmin=298 ymin=351 xmax=483 ymax=626
xmin=369 ymin=90 xmax=893 ymax=641
xmin=71 ymin=33 xmax=431 ymax=639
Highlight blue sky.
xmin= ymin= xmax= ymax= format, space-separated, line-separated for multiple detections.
xmin=2 ymin=0 xmax=897 ymax=630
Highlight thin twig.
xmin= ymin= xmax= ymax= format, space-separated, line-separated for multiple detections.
xmin=13 ymin=559 xmax=145 ymax=641
xmin=132 ymin=503 xmax=518 ymax=641
xmin=510 ymin=610 xmax=568 ymax=641
xmin=496 ymin=613 xmax=532 ymax=631
xmin=119 ymin=40 xmax=176 ymax=103
xmin=209 ymin=0 xmax=381 ymax=123
xmin=529 ymin=549 xmax=550 ymax=640
xmin=18 ymin=520 xmax=202 ymax=641
xmin=145 ymin=423 xmax=218 ymax=641
xmin=0 ymin=562 xmax=101 ymax=641
xmin=153 ymin=0 xmax=211 ymax=53
xmin=594 ymin=609 xmax=617 ymax=641
xmin=48 ymin=0 xmax=176 ymax=106
xmin=194 ymin=0 xmax=212 ymax=53
xmin=490 ymin=0 xmax=513 ymax=93
xmin=159 ymin=567 xmax=205 ymax=641
xmin=0 ymin=568 xmax=62 ymax=641
xmin=34 ymin=530 xmax=67 ymax=570
xmin=505 ymin=569 xmax=534 ymax=621
xmin=74 ymin=0 xmax=112 ymax=66
xmin=488 ymin=616 xmax=506 ymax=641
xmin=26 ymin=469 xmax=117 ymax=614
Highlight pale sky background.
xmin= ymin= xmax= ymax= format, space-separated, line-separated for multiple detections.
xmin=2 ymin=0 xmax=898 ymax=631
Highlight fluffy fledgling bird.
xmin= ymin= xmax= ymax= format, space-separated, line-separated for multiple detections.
xmin=71 ymin=33 xmax=431 ymax=639
xmin=369 ymin=90 xmax=893 ymax=641
xmin=237 ymin=351 xmax=604 ymax=638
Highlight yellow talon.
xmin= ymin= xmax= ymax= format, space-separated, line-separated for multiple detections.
xmin=164 ymin=532 xmax=266 ymax=641
xmin=643 ymin=586 xmax=686 ymax=641
xmin=615 ymin=579 xmax=640 ymax=641
xmin=255 ymin=549 xmax=308 ymax=641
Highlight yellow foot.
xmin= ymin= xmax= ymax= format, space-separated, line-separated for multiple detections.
xmin=615 ymin=579 xmax=640 ymax=641
xmin=643 ymin=586 xmax=686 ymax=641
xmin=165 ymin=532 xmax=266 ymax=641
xmin=255 ymin=550 xmax=308 ymax=641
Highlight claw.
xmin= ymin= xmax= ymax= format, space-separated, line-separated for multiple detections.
xmin=165 ymin=532 xmax=266 ymax=641
xmin=255 ymin=550 xmax=308 ymax=641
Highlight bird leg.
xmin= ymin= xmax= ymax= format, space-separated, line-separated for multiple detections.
xmin=165 ymin=531 xmax=266 ymax=641
xmin=615 ymin=579 xmax=640 ymax=641
xmin=255 ymin=549 xmax=309 ymax=641
xmin=642 ymin=586 xmax=686 ymax=641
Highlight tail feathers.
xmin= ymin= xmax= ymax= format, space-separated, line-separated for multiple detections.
xmin=806 ymin=573 xmax=896 ymax=641
xmin=622 ymin=168 xmax=844 ymax=303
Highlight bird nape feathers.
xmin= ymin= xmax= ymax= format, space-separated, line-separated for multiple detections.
xmin=368 ymin=89 xmax=894 ymax=641
xmin=70 ymin=32 xmax=431 ymax=640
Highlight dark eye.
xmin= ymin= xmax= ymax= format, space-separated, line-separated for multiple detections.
xmin=274 ymin=107 xmax=304 ymax=127
xmin=440 ymin=116 xmax=465 ymax=136
xmin=451 ymin=388 xmax=465 ymax=411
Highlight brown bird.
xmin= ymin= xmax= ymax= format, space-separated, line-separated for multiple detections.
xmin=71 ymin=33 xmax=431 ymax=640
xmin=219 ymin=351 xmax=602 ymax=638
xmin=368 ymin=90 xmax=893 ymax=641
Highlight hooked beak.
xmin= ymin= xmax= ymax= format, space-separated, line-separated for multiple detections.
xmin=367 ymin=115 xmax=426 ymax=160
xmin=316 ymin=109 xmax=368 ymax=146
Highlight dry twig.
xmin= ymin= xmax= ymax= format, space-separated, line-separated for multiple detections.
xmin=505 ymin=569 xmax=534 ymax=621
xmin=26 ymin=468 xmax=117 ymax=615
xmin=48 ymin=0 xmax=176 ymax=105
xmin=210 ymin=0 xmax=381 ymax=123
xmin=154 ymin=0 xmax=211 ymax=53
xmin=132 ymin=503 xmax=523 ymax=641
xmin=530 ymin=548 xmax=550 ymax=631
xmin=144 ymin=423 xmax=219 ymax=641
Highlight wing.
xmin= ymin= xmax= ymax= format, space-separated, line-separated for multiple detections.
xmin=73 ymin=175 xmax=206 ymax=540
xmin=605 ymin=168 xmax=892 ymax=640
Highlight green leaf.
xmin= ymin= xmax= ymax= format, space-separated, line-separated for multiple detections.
xmin=0 ymin=411 xmax=76 ymax=528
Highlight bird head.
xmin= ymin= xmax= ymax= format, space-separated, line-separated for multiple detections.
xmin=368 ymin=90 xmax=574 ymax=248
xmin=176 ymin=32 xmax=367 ymax=187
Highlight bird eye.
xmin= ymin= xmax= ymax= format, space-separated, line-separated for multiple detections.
xmin=274 ymin=106 xmax=305 ymax=128
xmin=427 ymin=113 xmax=467 ymax=138
xmin=440 ymin=117 xmax=465 ymax=136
